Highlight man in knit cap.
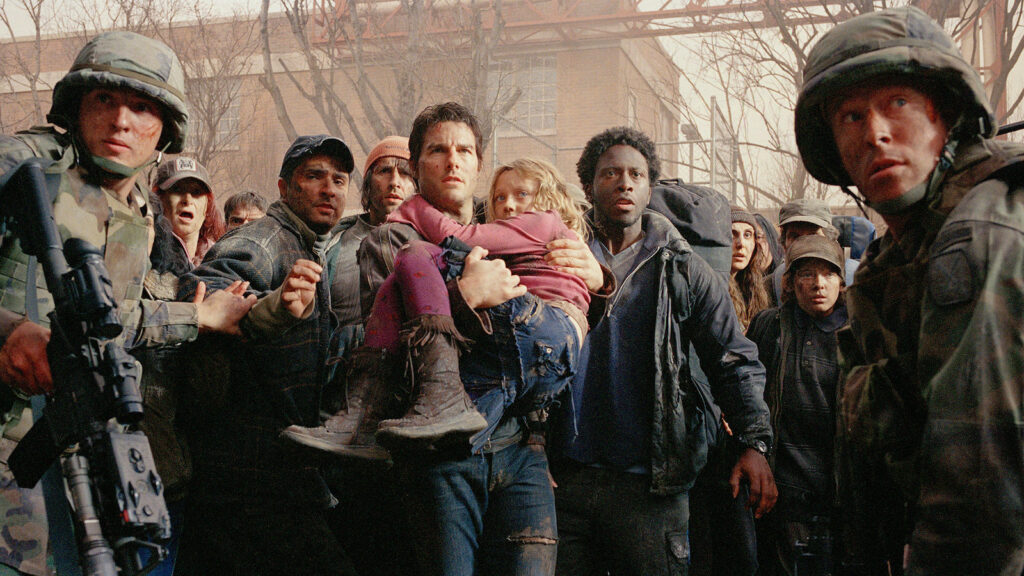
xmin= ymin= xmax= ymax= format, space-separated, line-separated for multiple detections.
xmin=322 ymin=135 xmax=419 ymax=576
xmin=329 ymin=136 xmax=415 ymax=333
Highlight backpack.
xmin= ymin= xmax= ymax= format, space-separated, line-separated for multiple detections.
xmin=831 ymin=215 xmax=876 ymax=260
xmin=647 ymin=179 xmax=732 ymax=280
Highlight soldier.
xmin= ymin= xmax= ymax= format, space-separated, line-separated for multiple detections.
xmin=795 ymin=7 xmax=1024 ymax=574
xmin=0 ymin=31 xmax=254 ymax=576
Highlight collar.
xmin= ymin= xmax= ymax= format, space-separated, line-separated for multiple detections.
xmin=274 ymin=201 xmax=332 ymax=250
xmin=585 ymin=209 xmax=688 ymax=256
xmin=794 ymin=301 xmax=847 ymax=333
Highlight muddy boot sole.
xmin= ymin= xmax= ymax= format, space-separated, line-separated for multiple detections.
xmin=327 ymin=443 xmax=391 ymax=461
xmin=280 ymin=425 xmax=391 ymax=461
xmin=376 ymin=410 xmax=487 ymax=444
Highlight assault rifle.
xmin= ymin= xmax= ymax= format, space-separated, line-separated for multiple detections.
xmin=0 ymin=159 xmax=171 ymax=576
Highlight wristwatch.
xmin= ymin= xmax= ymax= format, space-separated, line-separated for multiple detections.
xmin=742 ymin=438 xmax=769 ymax=456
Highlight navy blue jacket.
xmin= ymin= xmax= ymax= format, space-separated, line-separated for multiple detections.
xmin=556 ymin=210 xmax=772 ymax=495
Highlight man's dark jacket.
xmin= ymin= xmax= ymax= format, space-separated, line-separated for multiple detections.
xmin=556 ymin=210 xmax=772 ymax=495
xmin=178 ymin=201 xmax=335 ymax=507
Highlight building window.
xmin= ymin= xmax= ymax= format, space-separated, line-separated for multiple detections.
xmin=216 ymin=101 xmax=240 ymax=150
xmin=492 ymin=56 xmax=556 ymax=136
xmin=186 ymin=79 xmax=242 ymax=152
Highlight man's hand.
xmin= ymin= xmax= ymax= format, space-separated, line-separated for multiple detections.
xmin=196 ymin=280 xmax=258 ymax=335
xmin=458 ymin=246 xmax=527 ymax=309
xmin=280 ymin=259 xmax=322 ymax=319
xmin=545 ymin=238 xmax=603 ymax=292
xmin=730 ymin=447 xmax=778 ymax=518
xmin=0 ymin=321 xmax=52 ymax=395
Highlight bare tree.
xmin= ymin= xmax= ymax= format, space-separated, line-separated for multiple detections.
xmin=258 ymin=0 xmax=521 ymax=158
xmin=46 ymin=0 xmax=261 ymax=190
xmin=160 ymin=7 xmax=261 ymax=189
xmin=667 ymin=0 xmax=1023 ymax=210
xmin=940 ymin=0 xmax=1024 ymax=122
xmin=0 ymin=0 xmax=53 ymax=130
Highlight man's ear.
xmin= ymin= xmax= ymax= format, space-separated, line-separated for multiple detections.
xmin=583 ymin=183 xmax=593 ymax=202
xmin=277 ymin=177 xmax=288 ymax=199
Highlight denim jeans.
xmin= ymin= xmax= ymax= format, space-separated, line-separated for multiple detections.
xmin=467 ymin=292 xmax=580 ymax=449
xmin=438 ymin=236 xmax=580 ymax=453
xmin=553 ymin=462 xmax=690 ymax=576
xmin=400 ymin=442 xmax=558 ymax=576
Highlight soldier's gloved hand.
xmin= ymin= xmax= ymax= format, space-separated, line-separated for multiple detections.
xmin=280 ymin=259 xmax=322 ymax=319
xmin=730 ymin=447 xmax=778 ymax=519
xmin=545 ymin=238 xmax=604 ymax=292
xmin=0 ymin=321 xmax=53 ymax=395
xmin=196 ymin=280 xmax=258 ymax=335
xmin=458 ymin=246 xmax=527 ymax=309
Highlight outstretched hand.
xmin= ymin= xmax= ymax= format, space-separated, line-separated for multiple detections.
xmin=280 ymin=259 xmax=322 ymax=319
xmin=195 ymin=279 xmax=258 ymax=335
xmin=458 ymin=246 xmax=527 ymax=309
xmin=729 ymin=447 xmax=778 ymax=518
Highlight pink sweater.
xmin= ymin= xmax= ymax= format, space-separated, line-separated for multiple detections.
xmin=388 ymin=195 xmax=590 ymax=314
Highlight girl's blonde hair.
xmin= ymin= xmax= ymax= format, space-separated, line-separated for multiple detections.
xmin=487 ymin=158 xmax=590 ymax=241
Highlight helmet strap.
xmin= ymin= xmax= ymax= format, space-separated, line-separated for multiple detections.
xmin=839 ymin=185 xmax=870 ymax=218
xmin=867 ymin=137 xmax=958 ymax=216
xmin=73 ymin=132 xmax=170 ymax=180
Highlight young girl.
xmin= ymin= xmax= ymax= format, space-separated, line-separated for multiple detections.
xmin=283 ymin=158 xmax=591 ymax=458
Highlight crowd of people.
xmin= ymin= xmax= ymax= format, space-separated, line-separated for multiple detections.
xmin=0 ymin=5 xmax=1021 ymax=576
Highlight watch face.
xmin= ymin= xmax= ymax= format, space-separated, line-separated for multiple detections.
xmin=753 ymin=440 xmax=768 ymax=454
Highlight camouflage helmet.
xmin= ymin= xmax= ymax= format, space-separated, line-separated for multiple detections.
xmin=48 ymin=31 xmax=189 ymax=154
xmin=795 ymin=6 xmax=995 ymax=186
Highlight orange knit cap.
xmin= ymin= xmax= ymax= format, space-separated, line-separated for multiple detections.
xmin=363 ymin=136 xmax=411 ymax=175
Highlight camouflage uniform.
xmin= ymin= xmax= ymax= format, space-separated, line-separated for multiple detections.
xmin=795 ymin=7 xmax=1024 ymax=575
xmin=0 ymin=32 xmax=196 ymax=576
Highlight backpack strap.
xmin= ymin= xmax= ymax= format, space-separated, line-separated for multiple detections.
xmin=982 ymin=156 xmax=1024 ymax=187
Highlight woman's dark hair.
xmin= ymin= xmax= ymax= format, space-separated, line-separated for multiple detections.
xmin=753 ymin=212 xmax=783 ymax=274
xmin=729 ymin=218 xmax=772 ymax=330
xmin=576 ymin=126 xmax=661 ymax=194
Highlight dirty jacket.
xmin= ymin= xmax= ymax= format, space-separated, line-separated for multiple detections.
xmin=178 ymin=201 xmax=335 ymax=507
xmin=556 ymin=210 xmax=771 ymax=495
xmin=748 ymin=299 xmax=845 ymax=510
xmin=0 ymin=129 xmax=200 ymax=576
xmin=838 ymin=137 xmax=1024 ymax=575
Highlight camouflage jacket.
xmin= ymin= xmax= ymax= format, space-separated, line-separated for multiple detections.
xmin=0 ymin=129 xmax=201 ymax=575
xmin=0 ymin=128 xmax=200 ymax=347
xmin=177 ymin=201 xmax=336 ymax=508
xmin=838 ymin=137 xmax=1024 ymax=575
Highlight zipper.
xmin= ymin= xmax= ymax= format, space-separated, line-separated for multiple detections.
xmin=605 ymin=248 xmax=663 ymax=317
